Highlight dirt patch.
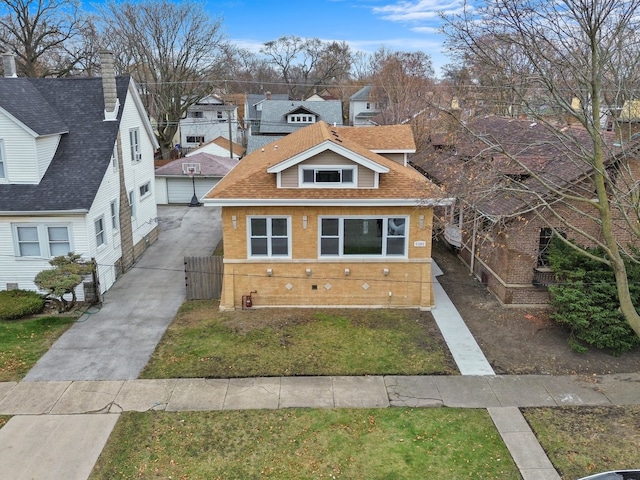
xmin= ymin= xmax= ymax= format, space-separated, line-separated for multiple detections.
xmin=432 ymin=239 xmax=640 ymax=375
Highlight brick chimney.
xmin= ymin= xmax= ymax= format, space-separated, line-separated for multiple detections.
xmin=99 ymin=50 xmax=120 ymax=121
xmin=265 ymin=91 xmax=271 ymax=100
xmin=2 ymin=53 xmax=17 ymax=78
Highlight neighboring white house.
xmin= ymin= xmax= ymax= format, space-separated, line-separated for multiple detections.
xmin=179 ymin=94 xmax=239 ymax=150
xmin=185 ymin=136 xmax=245 ymax=159
xmin=0 ymin=51 xmax=159 ymax=300
xmin=349 ymin=85 xmax=380 ymax=126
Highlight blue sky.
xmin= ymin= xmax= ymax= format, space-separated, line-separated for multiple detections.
xmin=211 ymin=0 xmax=463 ymax=76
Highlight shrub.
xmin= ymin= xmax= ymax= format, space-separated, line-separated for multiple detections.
xmin=548 ymin=238 xmax=640 ymax=355
xmin=0 ymin=289 xmax=46 ymax=321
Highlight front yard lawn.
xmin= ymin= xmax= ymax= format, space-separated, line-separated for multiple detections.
xmin=141 ymin=301 xmax=456 ymax=378
xmin=525 ymin=406 xmax=640 ymax=479
xmin=90 ymin=408 xmax=519 ymax=479
xmin=0 ymin=315 xmax=75 ymax=381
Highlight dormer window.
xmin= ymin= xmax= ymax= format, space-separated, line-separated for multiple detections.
xmin=288 ymin=114 xmax=316 ymax=124
xmin=301 ymin=166 xmax=355 ymax=186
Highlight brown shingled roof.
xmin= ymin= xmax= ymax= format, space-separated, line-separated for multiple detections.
xmin=333 ymin=124 xmax=416 ymax=151
xmin=205 ymin=121 xmax=445 ymax=204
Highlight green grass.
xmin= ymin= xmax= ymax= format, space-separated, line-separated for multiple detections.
xmin=141 ymin=302 xmax=455 ymax=378
xmin=0 ymin=316 xmax=75 ymax=381
xmin=90 ymin=408 xmax=519 ymax=480
xmin=524 ymin=406 xmax=640 ymax=479
xmin=0 ymin=416 xmax=9 ymax=430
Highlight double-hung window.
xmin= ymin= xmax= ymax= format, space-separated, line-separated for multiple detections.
xmin=95 ymin=217 xmax=105 ymax=247
xmin=111 ymin=140 xmax=119 ymax=172
xmin=14 ymin=224 xmax=71 ymax=258
xmin=248 ymin=217 xmax=290 ymax=257
xmin=129 ymin=128 xmax=141 ymax=163
xmin=110 ymin=200 xmax=118 ymax=231
xmin=0 ymin=139 xmax=6 ymax=180
xmin=320 ymin=217 xmax=407 ymax=257
xmin=139 ymin=181 xmax=151 ymax=198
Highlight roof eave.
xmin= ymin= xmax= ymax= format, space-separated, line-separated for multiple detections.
xmin=202 ymin=197 xmax=454 ymax=207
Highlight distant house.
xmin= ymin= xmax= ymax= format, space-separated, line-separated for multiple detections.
xmin=203 ymin=121 xmax=451 ymax=310
xmin=179 ymin=94 xmax=240 ymax=151
xmin=244 ymin=92 xmax=344 ymax=153
xmin=413 ymin=115 xmax=640 ymax=306
xmin=154 ymin=153 xmax=237 ymax=204
xmin=0 ymin=52 xmax=159 ymax=299
xmin=185 ymin=136 xmax=245 ymax=159
xmin=349 ymin=85 xmax=380 ymax=126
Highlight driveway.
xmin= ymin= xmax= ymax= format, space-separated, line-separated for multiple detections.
xmin=24 ymin=205 xmax=222 ymax=382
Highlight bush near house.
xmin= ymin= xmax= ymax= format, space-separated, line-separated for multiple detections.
xmin=34 ymin=253 xmax=93 ymax=313
xmin=0 ymin=289 xmax=45 ymax=321
xmin=548 ymin=238 xmax=640 ymax=355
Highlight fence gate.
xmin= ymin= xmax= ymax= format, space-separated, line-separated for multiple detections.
xmin=184 ymin=256 xmax=223 ymax=300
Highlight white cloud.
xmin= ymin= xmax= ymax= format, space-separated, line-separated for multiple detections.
xmin=372 ymin=0 xmax=465 ymax=22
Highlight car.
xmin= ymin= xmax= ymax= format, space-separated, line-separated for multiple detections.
xmin=577 ymin=471 xmax=640 ymax=480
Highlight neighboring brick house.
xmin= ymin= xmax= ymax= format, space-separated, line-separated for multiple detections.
xmin=203 ymin=121 xmax=451 ymax=310
xmin=0 ymin=52 xmax=159 ymax=299
xmin=413 ymin=115 xmax=640 ymax=306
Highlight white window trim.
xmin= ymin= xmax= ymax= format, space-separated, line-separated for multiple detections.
xmin=139 ymin=181 xmax=151 ymax=199
xmin=318 ymin=216 xmax=408 ymax=258
xmin=299 ymin=165 xmax=357 ymax=188
xmin=12 ymin=223 xmax=73 ymax=259
xmin=0 ymin=139 xmax=7 ymax=182
xmin=246 ymin=216 xmax=292 ymax=259
xmin=129 ymin=128 xmax=142 ymax=163
xmin=95 ymin=216 xmax=106 ymax=249
xmin=287 ymin=114 xmax=316 ymax=124
xmin=110 ymin=200 xmax=119 ymax=233
xmin=128 ymin=190 xmax=136 ymax=218
xmin=111 ymin=140 xmax=119 ymax=172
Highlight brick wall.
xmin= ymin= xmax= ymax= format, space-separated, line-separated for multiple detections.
xmin=219 ymin=205 xmax=435 ymax=309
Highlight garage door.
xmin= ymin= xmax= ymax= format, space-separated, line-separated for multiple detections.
xmin=166 ymin=177 xmax=219 ymax=204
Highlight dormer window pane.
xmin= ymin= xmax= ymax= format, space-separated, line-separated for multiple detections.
xmin=316 ymin=170 xmax=341 ymax=182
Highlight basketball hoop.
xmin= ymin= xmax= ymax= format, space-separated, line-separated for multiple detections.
xmin=182 ymin=162 xmax=202 ymax=207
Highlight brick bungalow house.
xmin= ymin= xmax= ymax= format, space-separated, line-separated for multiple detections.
xmin=202 ymin=121 xmax=451 ymax=310
xmin=413 ymin=115 xmax=640 ymax=306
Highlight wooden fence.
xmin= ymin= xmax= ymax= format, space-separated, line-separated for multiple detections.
xmin=184 ymin=256 xmax=224 ymax=300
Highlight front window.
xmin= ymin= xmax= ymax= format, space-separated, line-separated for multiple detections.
xmin=14 ymin=224 xmax=71 ymax=258
xmin=129 ymin=128 xmax=141 ymax=163
xmin=95 ymin=217 xmax=105 ymax=247
xmin=248 ymin=217 xmax=290 ymax=257
xmin=320 ymin=217 xmax=407 ymax=257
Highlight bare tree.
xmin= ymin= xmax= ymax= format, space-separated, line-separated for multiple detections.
xmin=260 ymin=35 xmax=354 ymax=99
xmin=369 ymin=47 xmax=435 ymax=125
xmin=442 ymin=0 xmax=640 ymax=337
xmin=100 ymin=0 xmax=228 ymax=158
xmin=0 ymin=0 xmax=95 ymax=77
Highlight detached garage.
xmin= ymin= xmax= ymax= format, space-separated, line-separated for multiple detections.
xmin=155 ymin=153 xmax=238 ymax=204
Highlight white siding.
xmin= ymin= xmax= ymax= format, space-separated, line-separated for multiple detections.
xmin=155 ymin=176 xmax=169 ymax=204
xmin=0 ymin=110 xmax=38 ymax=184
xmin=120 ymin=83 xmax=158 ymax=245
xmin=35 ymin=135 xmax=61 ymax=180
xmin=0 ymin=215 xmax=89 ymax=300
xmin=85 ymin=148 xmax=124 ymax=294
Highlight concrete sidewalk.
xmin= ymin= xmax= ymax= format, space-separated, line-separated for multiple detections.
xmin=1 ymin=374 xmax=639 ymax=415
xmin=1 ymin=374 xmax=639 ymax=480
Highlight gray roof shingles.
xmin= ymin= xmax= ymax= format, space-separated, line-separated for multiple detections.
xmin=0 ymin=76 xmax=130 ymax=213
xmin=259 ymin=100 xmax=343 ymax=134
